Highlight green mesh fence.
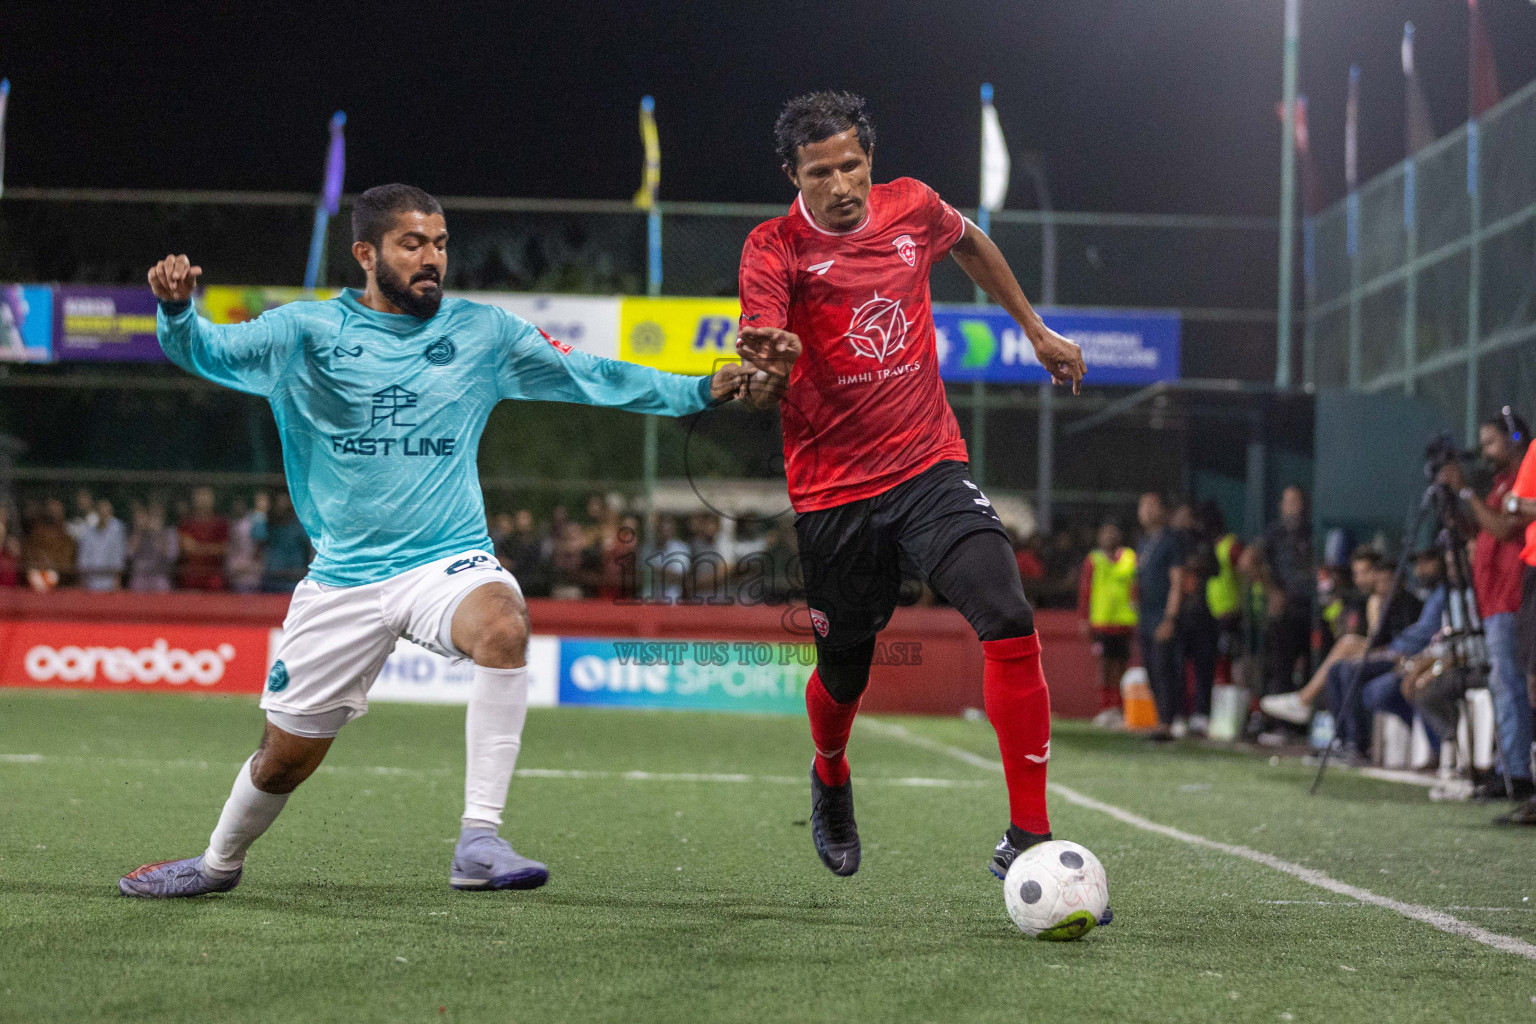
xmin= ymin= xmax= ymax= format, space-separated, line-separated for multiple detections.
xmin=1304 ymin=77 xmax=1536 ymax=437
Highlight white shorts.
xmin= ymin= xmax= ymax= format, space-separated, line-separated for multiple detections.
xmin=261 ymin=550 xmax=520 ymax=720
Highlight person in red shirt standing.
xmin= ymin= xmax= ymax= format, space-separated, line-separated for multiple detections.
xmin=1439 ymin=411 xmax=1534 ymax=805
xmin=176 ymin=486 xmax=230 ymax=590
xmin=733 ymin=92 xmax=1087 ymax=884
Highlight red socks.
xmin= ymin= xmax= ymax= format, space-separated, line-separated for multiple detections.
xmin=806 ymin=669 xmax=860 ymax=786
xmin=982 ymin=633 xmax=1052 ymax=835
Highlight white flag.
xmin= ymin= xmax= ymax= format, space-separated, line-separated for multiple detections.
xmin=981 ymin=97 xmax=1010 ymax=212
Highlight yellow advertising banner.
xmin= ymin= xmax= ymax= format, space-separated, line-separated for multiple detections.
xmin=200 ymin=286 xmax=340 ymax=325
xmin=618 ymin=297 xmax=743 ymax=375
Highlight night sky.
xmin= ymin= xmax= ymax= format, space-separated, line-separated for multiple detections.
xmin=3 ymin=1 xmax=1535 ymax=217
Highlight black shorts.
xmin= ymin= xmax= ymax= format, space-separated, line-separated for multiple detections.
xmin=794 ymin=459 xmax=1008 ymax=650
xmin=1518 ymin=566 xmax=1536 ymax=675
xmin=1091 ymin=631 xmax=1132 ymax=662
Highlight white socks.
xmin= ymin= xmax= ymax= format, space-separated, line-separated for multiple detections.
xmin=463 ymin=665 xmax=530 ymax=829
xmin=203 ymin=755 xmax=291 ymax=876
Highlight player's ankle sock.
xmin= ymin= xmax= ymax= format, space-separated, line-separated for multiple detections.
xmin=203 ymin=754 xmax=290 ymax=877
xmin=982 ymin=633 xmax=1052 ymax=835
xmin=1005 ymin=824 xmax=1052 ymax=850
xmin=462 ymin=665 xmax=530 ymax=828
xmin=806 ymin=669 xmax=860 ymax=787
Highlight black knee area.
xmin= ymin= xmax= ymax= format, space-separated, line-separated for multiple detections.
xmin=930 ymin=530 xmax=1036 ymax=642
xmin=816 ymin=636 xmax=876 ymax=704
xmin=974 ymin=598 xmax=1035 ymax=642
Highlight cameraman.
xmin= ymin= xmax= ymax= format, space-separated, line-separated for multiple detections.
xmin=1438 ymin=413 xmax=1534 ymax=803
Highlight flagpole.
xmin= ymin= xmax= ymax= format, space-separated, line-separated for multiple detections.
xmin=304 ymin=111 xmax=346 ymax=291
xmin=636 ymin=94 xmax=662 ymax=581
xmin=0 ymin=79 xmax=10 ymax=200
xmin=1275 ymin=0 xmax=1300 ymax=390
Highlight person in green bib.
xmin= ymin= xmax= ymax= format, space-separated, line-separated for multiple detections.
xmin=1078 ymin=522 xmax=1138 ymax=727
xmin=1201 ymin=503 xmax=1245 ymax=690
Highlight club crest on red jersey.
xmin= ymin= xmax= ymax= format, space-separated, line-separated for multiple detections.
xmin=844 ymin=293 xmax=911 ymax=363
xmin=809 ymin=607 xmax=830 ymax=637
xmin=892 ymin=233 xmax=917 ymax=267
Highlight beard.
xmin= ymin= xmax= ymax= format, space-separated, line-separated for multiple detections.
xmin=375 ymin=260 xmax=444 ymax=319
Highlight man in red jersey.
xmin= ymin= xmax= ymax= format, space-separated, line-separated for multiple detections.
xmin=733 ymin=91 xmax=1091 ymax=886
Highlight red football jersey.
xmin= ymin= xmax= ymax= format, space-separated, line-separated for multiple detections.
xmin=739 ymin=177 xmax=969 ymax=512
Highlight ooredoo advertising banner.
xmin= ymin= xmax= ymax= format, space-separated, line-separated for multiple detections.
xmin=0 ymin=284 xmax=53 ymax=363
xmin=52 ymin=285 xmax=165 ymax=361
xmin=0 ymin=621 xmax=273 ymax=695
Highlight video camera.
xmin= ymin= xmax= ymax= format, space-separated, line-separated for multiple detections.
xmin=1423 ymin=432 xmax=1477 ymax=480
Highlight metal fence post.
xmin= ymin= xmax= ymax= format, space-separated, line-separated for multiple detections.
xmin=1402 ymin=159 xmax=1418 ymax=398
xmin=1464 ymin=121 xmax=1482 ymax=444
xmin=642 ymin=205 xmax=662 ymax=581
xmin=1275 ymin=0 xmax=1300 ymax=389
xmin=1347 ymin=193 xmax=1361 ymax=387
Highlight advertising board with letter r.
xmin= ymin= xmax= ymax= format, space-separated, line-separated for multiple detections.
xmin=618 ymin=297 xmax=743 ymax=376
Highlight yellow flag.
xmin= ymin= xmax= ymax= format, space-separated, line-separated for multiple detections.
xmin=634 ymin=95 xmax=660 ymax=210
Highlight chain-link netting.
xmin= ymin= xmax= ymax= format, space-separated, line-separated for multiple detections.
xmin=1304 ymin=78 xmax=1536 ymax=436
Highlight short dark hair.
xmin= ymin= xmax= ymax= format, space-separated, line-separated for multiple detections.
xmin=1350 ymin=546 xmax=1381 ymax=568
xmin=774 ymin=91 xmax=876 ymax=169
xmin=1482 ymin=410 xmax=1531 ymax=441
xmin=351 ymin=184 xmax=444 ymax=250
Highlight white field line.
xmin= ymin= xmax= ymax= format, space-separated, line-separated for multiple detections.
xmin=0 ymin=753 xmax=987 ymax=789
xmin=859 ymin=718 xmax=1536 ymax=963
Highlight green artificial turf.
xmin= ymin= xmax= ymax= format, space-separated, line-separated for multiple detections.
xmin=2 ymin=688 xmax=1535 ymax=1023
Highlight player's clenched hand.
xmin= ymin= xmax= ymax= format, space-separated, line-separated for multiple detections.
xmin=147 ymin=254 xmax=203 ymax=303
xmin=735 ymin=326 xmax=802 ymax=382
xmin=709 ymin=363 xmax=755 ymax=402
xmin=1032 ymin=325 xmax=1086 ymax=394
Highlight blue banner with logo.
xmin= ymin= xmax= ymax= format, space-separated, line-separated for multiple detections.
xmin=558 ymin=637 xmax=813 ymax=714
xmin=1 ymin=284 xmax=54 ymax=363
xmin=933 ymin=306 xmax=1180 ymax=386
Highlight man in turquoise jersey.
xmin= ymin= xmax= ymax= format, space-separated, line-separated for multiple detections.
xmin=120 ymin=184 xmax=764 ymax=898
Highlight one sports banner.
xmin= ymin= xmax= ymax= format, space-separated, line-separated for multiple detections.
xmin=0 ymin=620 xmax=274 ymax=695
xmin=52 ymin=285 xmax=163 ymax=361
xmin=449 ymin=292 xmax=620 ymax=359
xmin=1 ymin=284 xmax=53 ymax=363
xmin=933 ymin=306 xmax=1180 ymax=386
xmin=342 ymin=635 xmax=559 ymax=708
xmin=199 ymin=285 xmax=341 ymax=325
xmin=618 ymin=296 xmax=740 ymax=375
xmin=557 ymin=637 xmax=812 ymax=715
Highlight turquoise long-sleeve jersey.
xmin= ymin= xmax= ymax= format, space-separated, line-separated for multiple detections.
xmin=158 ymin=288 xmax=713 ymax=586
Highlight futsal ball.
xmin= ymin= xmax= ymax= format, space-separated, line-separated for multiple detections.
xmin=1003 ymin=840 xmax=1109 ymax=941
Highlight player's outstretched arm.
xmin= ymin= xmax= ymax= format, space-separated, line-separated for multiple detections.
xmin=950 ymin=220 xmax=1086 ymax=394
xmin=149 ymin=254 xmax=300 ymax=397
xmin=497 ymin=313 xmax=754 ymax=416
xmin=733 ymin=326 xmax=801 ymax=412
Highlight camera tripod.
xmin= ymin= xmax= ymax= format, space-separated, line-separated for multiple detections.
xmin=1309 ymin=481 xmax=1488 ymax=795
